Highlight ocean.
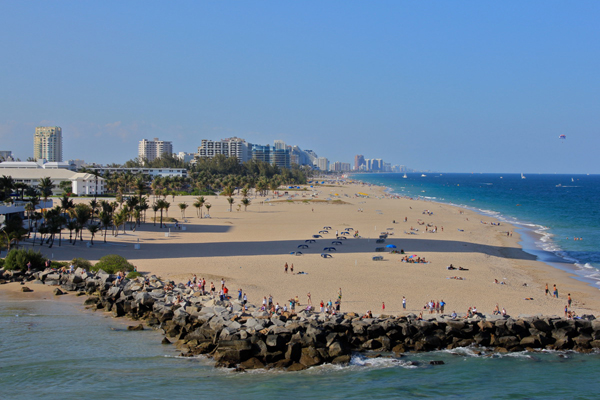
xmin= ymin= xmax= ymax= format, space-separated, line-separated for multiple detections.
xmin=2 ymin=172 xmax=600 ymax=399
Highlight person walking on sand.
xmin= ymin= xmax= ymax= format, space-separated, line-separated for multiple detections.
xmin=568 ymin=293 xmax=572 ymax=307
xmin=402 ymin=296 xmax=406 ymax=310
xmin=290 ymin=264 xmax=294 ymax=273
xmin=553 ymin=284 xmax=559 ymax=298
xmin=307 ymin=292 xmax=312 ymax=305
xmin=284 ymin=263 xmax=288 ymax=273
xmin=382 ymin=302 xmax=385 ymax=311
xmin=545 ymin=283 xmax=549 ymax=296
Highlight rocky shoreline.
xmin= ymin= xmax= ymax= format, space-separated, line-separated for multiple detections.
xmin=3 ymin=268 xmax=600 ymax=371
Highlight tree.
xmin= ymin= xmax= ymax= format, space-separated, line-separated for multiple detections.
xmin=71 ymin=203 xmax=91 ymax=244
xmin=193 ymin=196 xmax=205 ymax=218
xmin=178 ymin=202 xmax=188 ymax=219
xmin=99 ymin=211 xmax=112 ymax=243
xmin=87 ymin=224 xmax=100 ymax=245
xmin=38 ymin=177 xmax=53 ymax=205
xmin=66 ymin=220 xmax=77 ymax=244
xmin=205 ymin=202 xmax=212 ymax=216
xmin=227 ymin=197 xmax=235 ymax=212
xmin=152 ymin=203 xmax=159 ymax=226
xmin=156 ymin=199 xmax=169 ymax=228
xmin=241 ymin=197 xmax=251 ymax=211
xmin=59 ymin=180 xmax=73 ymax=195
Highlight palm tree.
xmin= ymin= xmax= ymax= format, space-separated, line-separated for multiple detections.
xmin=152 ymin=203 xmax=159 ymax=226
xmin=66 ymin=220 xmax=77 ymax=244
xmin=89 ymin=199 xmax=99 ymax=224
xmin=60 ymin=195 xmax=74 ymax=221
xmin=87 ymin=224 xmax=100 ymax=245
xmin=241 ymin=197 xmax=251 ymax=211
xmin=99 ymin=211 xmax=112 ymax=243
xmin=71 ymin=203 xmax=91 ymax=244
xmin=227 ymin=197 xmax=235 ymax=212
xmin=156 ymin=199 xmax=169 ymax=228
xmin=193 ymin=196 xmax=205 ymax=218
xmin=178 ymin=203 xmax=188 ymax=219
xmin=24 ymin=202 xmax=35 ymax=239
xmin=205 ymin=202 xmax=212 ymax=216
xmin=38 ymin=177 xmax=53 ymax=207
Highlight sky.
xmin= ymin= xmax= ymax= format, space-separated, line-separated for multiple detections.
xmin=1 ymin=1 xmax=599 ymax=173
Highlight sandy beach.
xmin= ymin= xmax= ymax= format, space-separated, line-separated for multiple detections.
xmin=5 ymin=181 xmax=599 ymax=318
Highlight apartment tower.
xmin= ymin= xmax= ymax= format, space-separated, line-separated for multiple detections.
xmin=34 ymin=127 xmax=63 ymax=162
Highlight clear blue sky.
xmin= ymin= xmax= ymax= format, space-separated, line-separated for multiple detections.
xmin=1 ymin=1 xmax=599 ymax=173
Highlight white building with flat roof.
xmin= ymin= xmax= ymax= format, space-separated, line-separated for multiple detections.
xmin=0 ymin=169 xmax=105 ymax=196
xmin=138 ymin=138 xmax=173 ymax=163
xmin=198 ymin=137 xmax=252 ymax=163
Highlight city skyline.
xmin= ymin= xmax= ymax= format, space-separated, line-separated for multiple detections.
xmin=1 ymin=3 xmax=599 ymax=173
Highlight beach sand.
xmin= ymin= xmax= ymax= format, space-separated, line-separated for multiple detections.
xmin=5 ymin=181 xmax=599 ymax=318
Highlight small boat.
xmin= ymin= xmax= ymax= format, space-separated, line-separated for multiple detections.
xmin=521 ymin=173 xmax=526 ymax=179
xmin=571 ymin=178 xmax=575 ymax=182
xmin=403 ymin=173 xmax=407 ymax=179
xmin=421 ymin=174 xmax=427 ymax=177
xmin=556 ymin=184 xmax=562 ymax=187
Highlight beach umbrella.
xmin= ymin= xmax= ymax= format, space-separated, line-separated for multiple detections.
xmin=386 ymin=244 xmax=397 ymax=248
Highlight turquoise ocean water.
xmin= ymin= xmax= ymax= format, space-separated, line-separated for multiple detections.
xmin=2 ymin=172 xmax=600 ymax=399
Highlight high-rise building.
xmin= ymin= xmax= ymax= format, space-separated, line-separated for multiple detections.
xmin=198 ymin=137 xmax=252 ymax=163
xmin=34 ymin=127 xmax=63 ymax=162
xmin=314 ymin=157 xmax=329 ymax=171
xmin=273 ymin=140 xmax=286 ymax=150
xmin=138 ymin=138 xmax=173 ymax=163
xmin=354 ymin=154 xmax=365 ymax=171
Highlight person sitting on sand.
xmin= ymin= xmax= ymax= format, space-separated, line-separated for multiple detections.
xmin=501 ymin=307 xmax=507 ymax=317
xmin=458 ymin=266 xmax=468 ymax=271
xmin=447 ymin=264 xmax=456 ymax=270
xmin=417 ymin=312 xmax=423 ymax=321
xmin=451 ymin=311 xmax=457 ymax=319
xmin=493 ymin=304 xmax=500 ymax=315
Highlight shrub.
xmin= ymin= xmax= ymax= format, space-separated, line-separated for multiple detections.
xmin=51 ymin=261 xmax=69 ymax=269
xmin=91 ymin=254 xmax=134 ymax=274
xmin=126 ymin=271 xmax=142 ymax=279
xmin=71 ymin=258 xmax=93 ymax=270
xmin=4 ymin=249 xmax=47 ymax=271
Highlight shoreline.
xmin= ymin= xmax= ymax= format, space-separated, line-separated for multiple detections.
xmin=2 ymin=269 xmax=600 ymax=373
xmin=2 ymin=179 xmax=599 ymax=319
xmin=350 ymin=175 xmax=600 ymax=308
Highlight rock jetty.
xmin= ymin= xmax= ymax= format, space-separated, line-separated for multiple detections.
xmin=3 ymin=267 xmax=600 ymax=371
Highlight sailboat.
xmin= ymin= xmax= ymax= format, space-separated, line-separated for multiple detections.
xmin=521 ymin=173 xmax=526 ymax=179
xmin=403 ymin=173 xmax=407 ymax=179
xmin=571 ymin=178 xmax=575 ymax=182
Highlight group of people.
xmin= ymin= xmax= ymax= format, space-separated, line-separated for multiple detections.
xmin=401 ymin=256 xmax=428 ymax=263
xmin=424 ymin=299 xmax=446 ymax=314
xmin=492 ymin=303 xmax=508 ymax=316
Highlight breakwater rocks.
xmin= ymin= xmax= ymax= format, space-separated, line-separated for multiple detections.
xmin=3 ymin=267 xmax=600 ymax=371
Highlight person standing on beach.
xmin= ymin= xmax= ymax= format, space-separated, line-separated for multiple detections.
xmin=307 ymin=292 xmax=312 ymax=305
xmin=238 ymin=288 xmax=242 ymax=301
xmin=382 ymin=302 xmax=385 ymax=311
xmin=285 ymin=263 xmax=288 ymax=273
xmin=553 ymin=284 xmax=559 ymax=298
xmin=545 ymin=283 xmax=549 ymax=296
xmin=243 ymin=293 xmax=247 ymax=305
xmin=568 ymin=293 xmax=572 ymax=307
xmin=290 ymin=264 xmax=294 ymax=273
xmin=402 ymin=296 xmax=406 ymax=310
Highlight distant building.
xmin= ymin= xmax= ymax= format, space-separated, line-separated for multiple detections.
xmin=68 ymin=159 xmax=87 ymax=170
xmin=0 ymin=168 xmax=105 ymax=196
xmin=198 ymin=137 xmax=252 ymax=163
xmin=314 ymin=157 xmax=329 ymax=171
xmin=354 ymin=155 xmax=365 ymax=171
xmin=273 ymin=140 xmax=286 ymax=150
xmin=138 ymin=138 xmax=173 ymax=164
xmin=88 ymin=167 xmax=186 ymax=179
xmin=176 ymin=152 xmax=196 ymax=163
xmin=34 ymin=127 xmax=63 ymax=162
xmin=330 ymin=161 xmax=351 ymax=172
xmin=0 ymin=160 xmax=75 ymax=171
xmin=0 ymin=151 xmax=13 ymax=161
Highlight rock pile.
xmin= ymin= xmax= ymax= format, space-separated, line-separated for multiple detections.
xmin=3 ymin=267 xmax=599 ymax=371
